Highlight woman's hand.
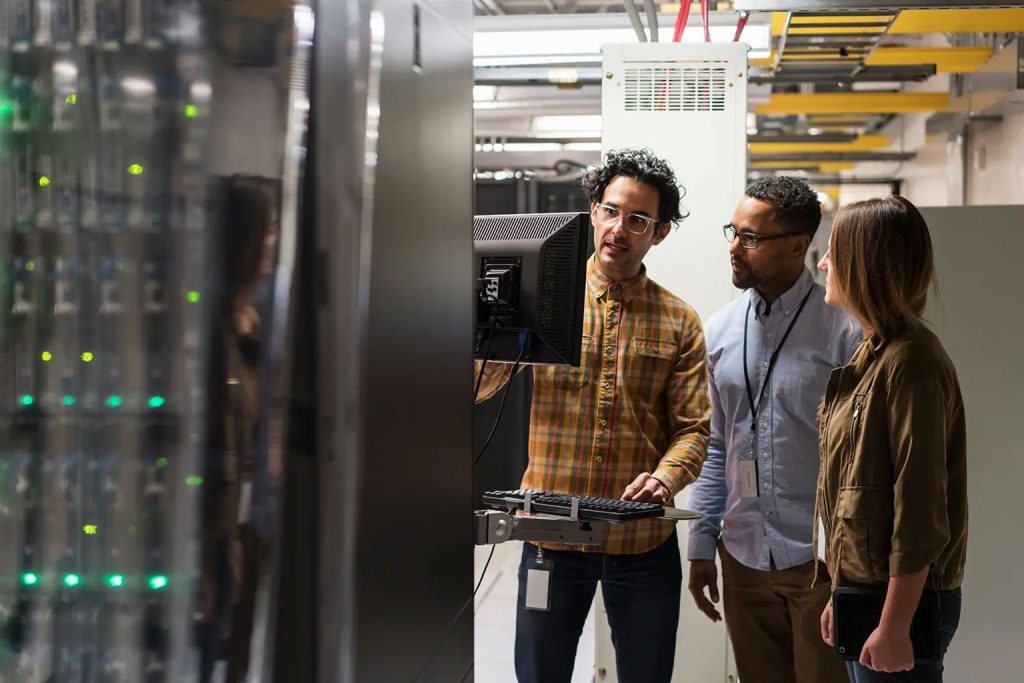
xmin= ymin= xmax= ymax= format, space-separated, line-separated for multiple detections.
xmin=860 ymin=625 xmax=915 ymax=673
xmin=820 ymin=600 xmax=834 ymax=647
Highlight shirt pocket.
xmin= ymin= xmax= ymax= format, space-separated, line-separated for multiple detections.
xmin=835 ymin=485 xmax=893 ymax=584
xmin=783 ymin=357 xmax=832 ymax=394
xmin=627 ymin=337 xmax=675 ymax=399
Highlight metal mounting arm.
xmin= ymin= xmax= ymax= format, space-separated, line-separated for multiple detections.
xmin=474 ymin=510 xmax=612 ymax=546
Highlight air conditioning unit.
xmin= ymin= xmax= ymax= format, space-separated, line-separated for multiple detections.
xmin=602 ymin=42 xmax=748 ymax=323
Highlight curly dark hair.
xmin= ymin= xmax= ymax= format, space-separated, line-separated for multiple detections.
xmin=582 ymin=149 xmax=686 ymax=226
xmin=744 ymin=176 xmax=821 ymax=236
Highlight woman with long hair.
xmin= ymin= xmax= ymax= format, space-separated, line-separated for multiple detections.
xmin=816 ymin=195 xmax=967 ymax=682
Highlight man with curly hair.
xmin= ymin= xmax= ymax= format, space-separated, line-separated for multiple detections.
xmin=686 ymin=176 xmax=860 ymax=683
xmin=477 ymin=149 xmax=710 ymax=683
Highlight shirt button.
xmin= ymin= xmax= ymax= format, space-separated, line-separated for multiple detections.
xmin=785 ymin=310 xmax=791 ymax=316
xmin=762 ymin=360 xmax=769 ymax=368
xmin=596 ymin=456 xmax=604 ymax=463
xmin=599 ymin=419 xmax=606 ymax=427
xmin=766 ymin=510 xmax=773 ymax=516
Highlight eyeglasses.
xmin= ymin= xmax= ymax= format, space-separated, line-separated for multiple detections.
xmin=723 ymin=224 xmax=810 ymax=250
xmin=594 ymin=203 xmax=661 ymax=236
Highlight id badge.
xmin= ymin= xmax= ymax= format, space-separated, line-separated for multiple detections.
xmin=740 ymin=460 xmax=759 ymax=499
xmin=524 ymin=555 xmax=553 ymax=612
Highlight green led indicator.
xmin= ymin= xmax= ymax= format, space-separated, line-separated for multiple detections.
xmin=83 ymin=524 xmax=98 ymax=535
xmin=186 ymin=475 xmax=203 ymax=487
xmin=107 ymin=395 xmax=122 ymax=408
xmin=63 ymin=573 xmax=81 ymax=588
xmin=156 ymin=457 xmax=168 ymax=468
xmin=19 ymin=394 xmax=34 ymax=407
xmin=65 ymin=93 xmax=77 ymax=105
xmin=38 ymin=176 xmax=51 ymax=188
xmin=104 ymin=574 xmax=125 ymax=588
xmin=41 ymin=350 xmax=53 ymax=362
xmin=187 ymin=290 xmax=200 ymax=303
xmin=62 ymin=395 xmax=76 ymax=406
xmin=184 ymin=104 xmax=198 ymax=118
xmin=0 ymin=101 xmax=13 ymax=116
xmin=148 ymin=575 xmax=169 ymax=591
xmin=148 ymin=395 xmax=165 ymax=409
xmin=25 ymin=261 xmax=35 ymax=271
xmin=128 ymin=164 xmax=144 ymax=176
xmin=21 ymin=572 xmax=39 ymax=586
xmin=81 ymin=351 xmax=94 ymax=362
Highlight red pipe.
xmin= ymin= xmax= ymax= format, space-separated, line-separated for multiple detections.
xmin=733 ymin=11 xmax=749 ymax=42
xmin=672 ymin=1 xmax=692 ymax=42
xmin=701 ymin=0 xmax=710 ymax=43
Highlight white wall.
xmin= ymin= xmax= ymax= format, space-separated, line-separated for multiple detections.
xmin=839 ymin=73 xmax=1024 ymax=208
xmin=920 ymin=206 xmax=1024 ymax=682
xmin=967 ymin=108 xmax=1024 ymax=205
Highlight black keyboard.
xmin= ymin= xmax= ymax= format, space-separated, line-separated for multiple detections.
xmin=482 ymin=489 xmax=665 ymax=522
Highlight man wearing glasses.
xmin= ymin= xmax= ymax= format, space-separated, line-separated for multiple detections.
xmin=686 ymin=177 xmax=860 ymax=683
xmin=476 ymin=149 xmax=710 ymax=683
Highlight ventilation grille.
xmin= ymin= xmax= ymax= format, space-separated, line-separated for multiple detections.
xmin=624 ymin=66 xmax=727 ymax=112
xmin=537 ymin=227 xmax=579 ymax=359
xmin=474 ymin=214 xmax=572 ymax=242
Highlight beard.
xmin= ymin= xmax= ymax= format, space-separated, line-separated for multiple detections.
xmin=731 ymin=257 xmax=759 ymax=290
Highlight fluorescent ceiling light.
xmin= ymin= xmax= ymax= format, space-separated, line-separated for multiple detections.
xmin=534 ymin=131 xmax=601 ymax=139
xmin=476 ymin=142 xmax=565 ymax=152
xmin=474 ymin=54 xmax=603 ymax=68
xmin=533 ymin=115 xmax=602 ymax=132
xmin=474 ymin=26 xmax=769 ymax=58
xmin=474 ymin=85 xmax=498 ymax=102
xmin=548 ymin=68 xmax=580 ymax=84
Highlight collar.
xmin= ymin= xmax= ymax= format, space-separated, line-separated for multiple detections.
xmin=587 ymin=256 xmax=648 ymax=303
xmin=749 ymin=268 xmax=814 ymax=320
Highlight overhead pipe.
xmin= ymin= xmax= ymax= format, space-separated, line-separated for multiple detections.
xmin=623 ymin=1 xmax=648 ymax=42
xmin=734 ymin=11 xmax=750 ymax=41
xmin=672 ymin=1 xmax=693 ymax=41
xmin=642 ymin=0 xmax=660 ymax=42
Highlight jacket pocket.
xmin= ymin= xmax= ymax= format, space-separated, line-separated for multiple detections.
xmin=836 ymin=486 xmax=893 ymax=584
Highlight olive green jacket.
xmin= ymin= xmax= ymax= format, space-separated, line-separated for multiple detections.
xmin=817 ymin=326 xmax=967 ymax=591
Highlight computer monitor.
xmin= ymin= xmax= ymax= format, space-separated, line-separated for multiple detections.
xmin=473 ymin=212 xmax=593 ymax=366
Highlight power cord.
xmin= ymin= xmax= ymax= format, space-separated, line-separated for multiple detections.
xmin=474 ymin=340 xmax=527 ymax=466
xmin=410 ymin=544 xmax=497 ymax=683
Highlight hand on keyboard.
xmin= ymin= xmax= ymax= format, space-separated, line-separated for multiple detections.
xmin=621 ymin=471 xmax=671 ymax=504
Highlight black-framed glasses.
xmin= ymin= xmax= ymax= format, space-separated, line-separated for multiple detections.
xmin=723 ymin=224 xmax=810 ymax=250
xmin=594 ymin=203 xmax=661 ymax=236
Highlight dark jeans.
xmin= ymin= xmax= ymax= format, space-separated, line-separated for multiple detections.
xmin=514 ymin=534 xmax=682 ymax=683
xmin=847 ymin=588 xmax=962 ymax=683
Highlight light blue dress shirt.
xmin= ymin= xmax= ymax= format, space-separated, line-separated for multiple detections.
xmin=687 ymin=269 xmax=862 ymax=570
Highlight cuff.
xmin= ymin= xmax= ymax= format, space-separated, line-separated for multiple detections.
xmin=888 ymin=550 xmax=936 ymax=577
xmin=652 ymin=464 xmax=696 ymax=498
xmin=687 ymin=532 xmax=719 ymax=561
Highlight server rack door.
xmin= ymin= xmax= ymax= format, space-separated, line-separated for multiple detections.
xmin=0 ymin=2 xmax=314 ymax=681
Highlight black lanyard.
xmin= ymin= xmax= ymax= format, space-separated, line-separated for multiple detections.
xmin=743 ymin=286 xmax=814 ymax=432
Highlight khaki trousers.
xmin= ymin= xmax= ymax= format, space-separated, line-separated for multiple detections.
xmin=720 ymin=544 xmax=849 ymax=683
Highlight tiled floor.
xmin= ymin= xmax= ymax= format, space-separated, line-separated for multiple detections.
xmin=474 ymin=542 xmax=595 ymax=683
